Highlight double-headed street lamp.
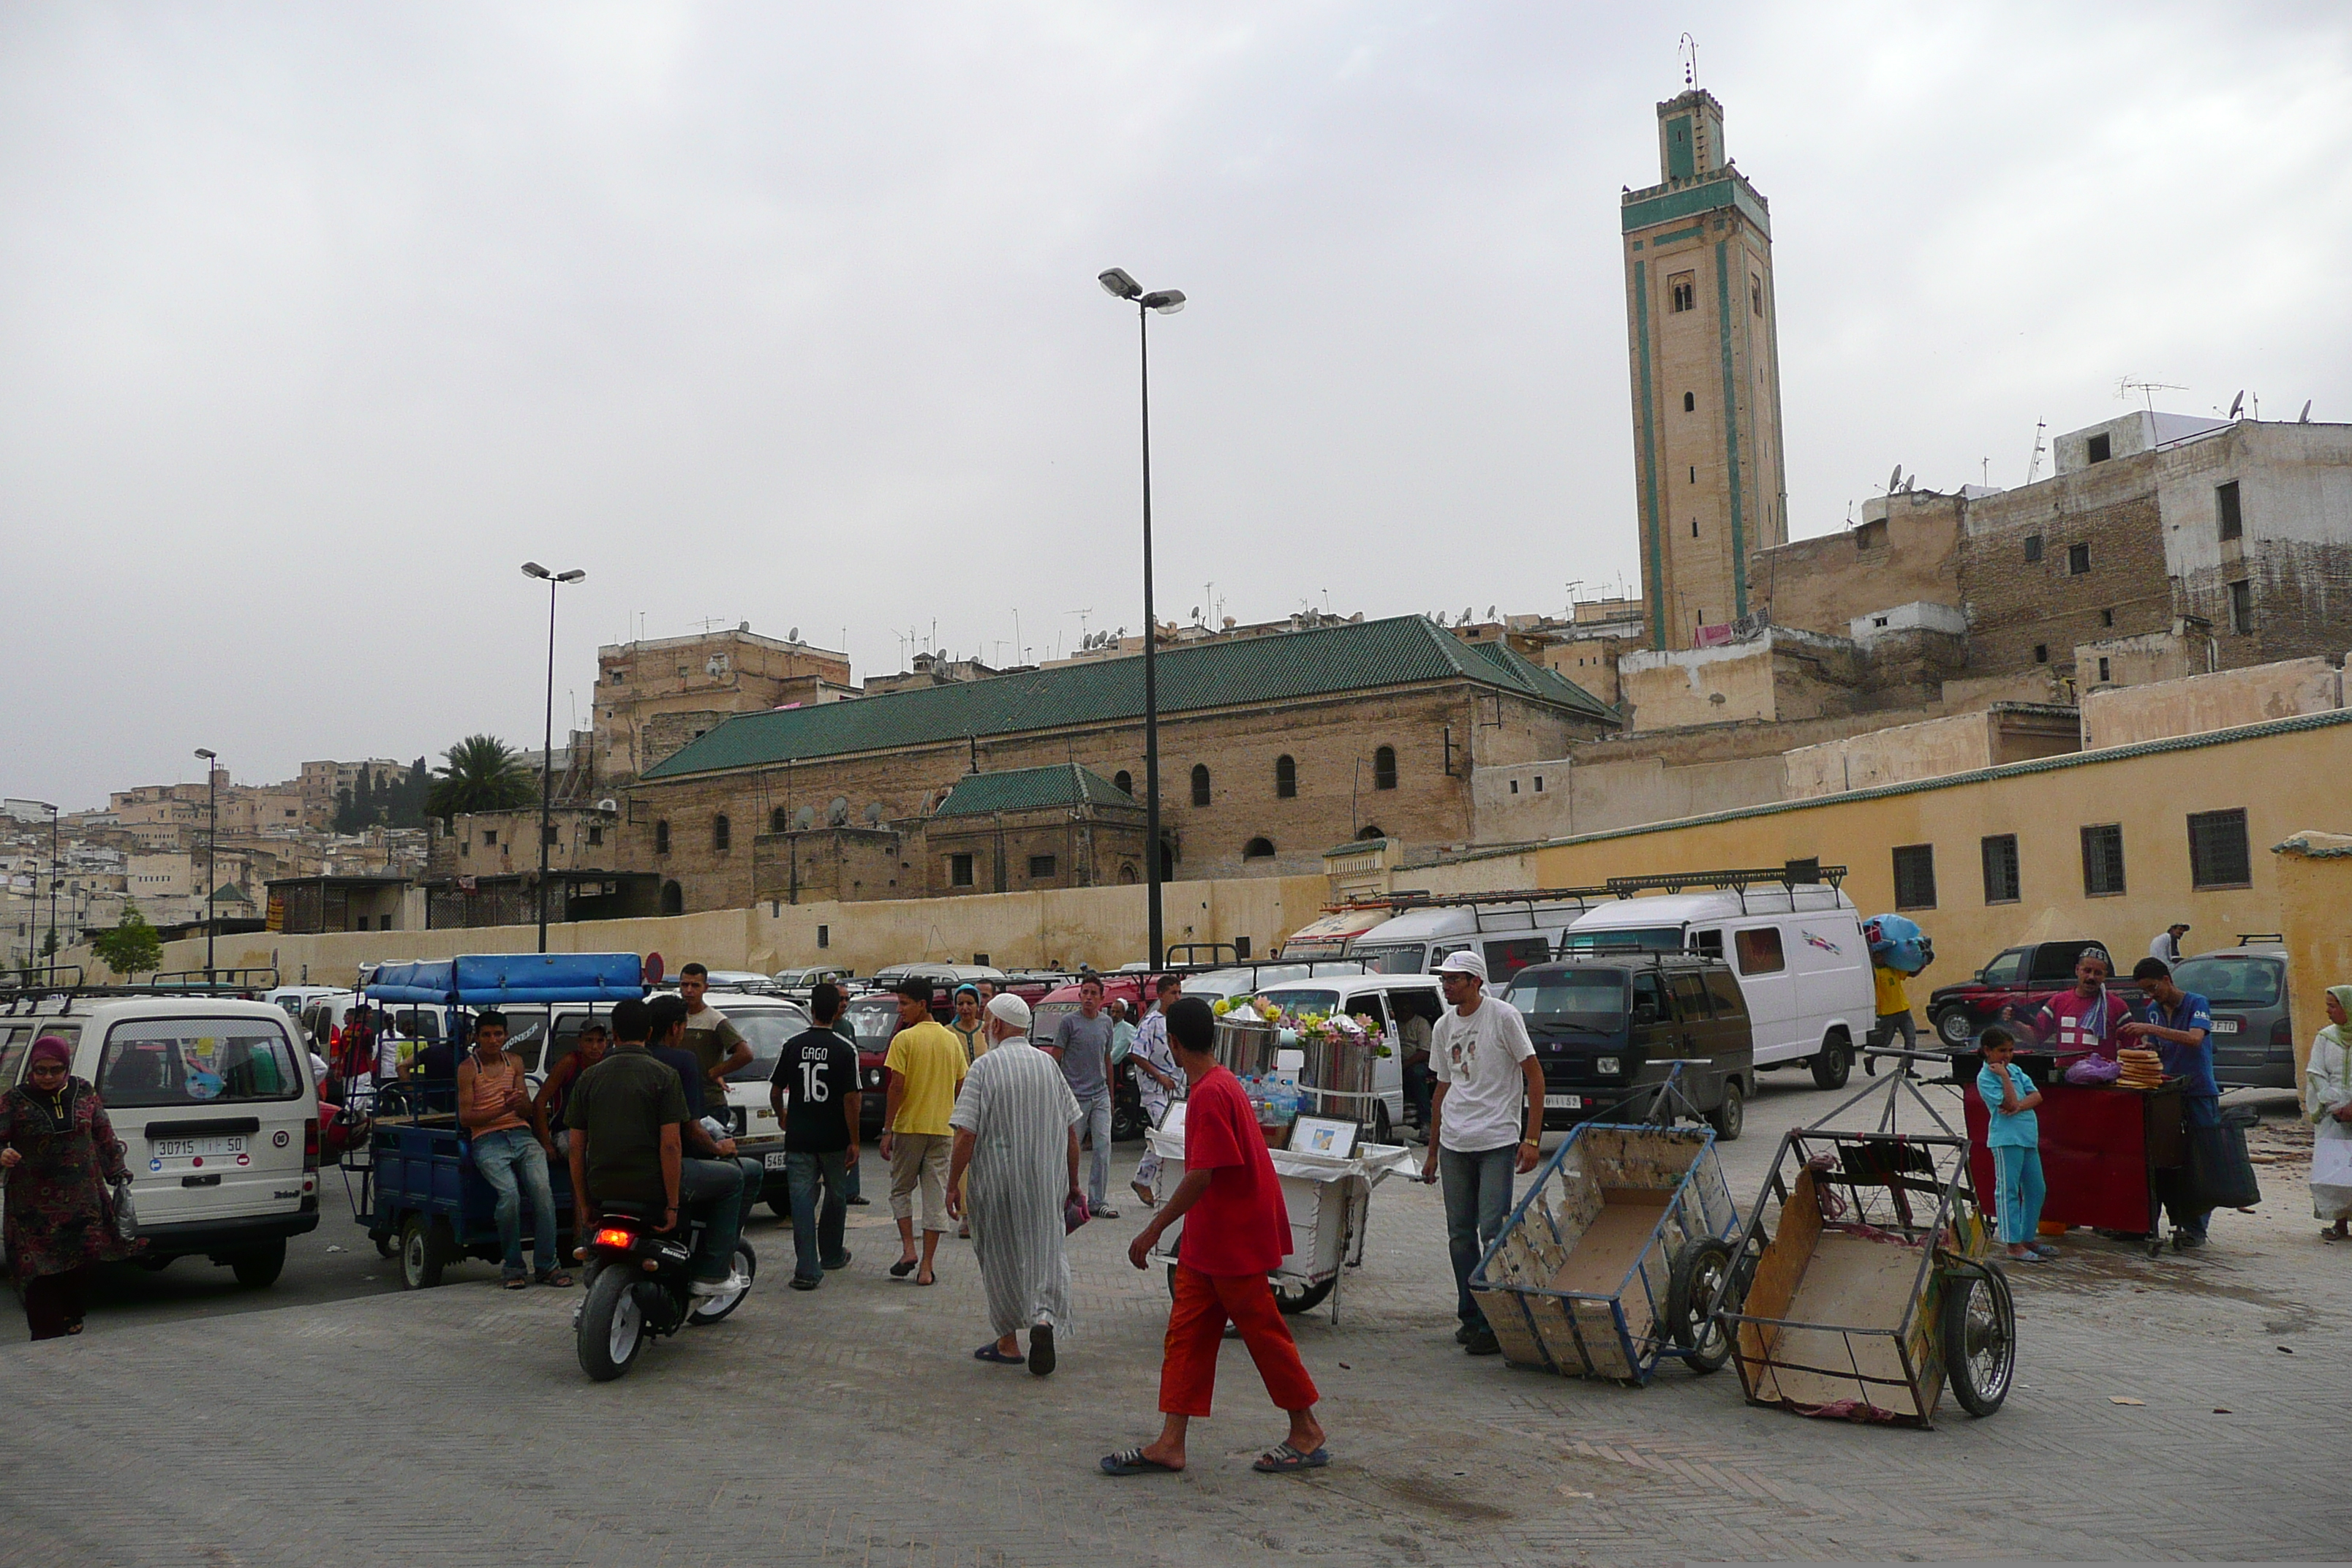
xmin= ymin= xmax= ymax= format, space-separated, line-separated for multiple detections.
xmin=521 ymin=562 xmax=587 ymax=954
xmin=1097 ymin=267 xmax=1186 ymax=969
xmin=192 ymin=748 xmax=219 ymax=981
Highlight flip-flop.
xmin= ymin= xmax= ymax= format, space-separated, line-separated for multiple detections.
xmin=535 ymin=1270 xmax=575 ymax=1288
xmin=973 ymin=1343 xmax=1025 ymax=1365
xmin=502 ymin=1276 xmax=530 ymax=1290
xmin=1100 ymin=1447 xmax=1182 ymax=1477
xmin=2031 ymin=1244 xmax=2061 ymax=1260
xmin=1029 ymin=1323 xmax=1056 ymax=1376
xmin=889 ymin=1258 xmax=919 ymax=1278
xmin=1253 ymin=1443 xmax=1330 ymax=1474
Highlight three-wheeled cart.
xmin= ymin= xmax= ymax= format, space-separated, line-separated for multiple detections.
xmin=1952 ymin=1049 xmax=2185 ymax=1257
xmin=1716 ymin=1048 xmax=2015 ymax=1426
xmin=347 ymin=954 xmax=647 ymax=1289
xmin=1467 ymin=1067 xmax=1746 ymax=1384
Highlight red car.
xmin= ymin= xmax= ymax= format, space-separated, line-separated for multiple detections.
xmin=1923 ymin=939 xmax=2108 ymax=1048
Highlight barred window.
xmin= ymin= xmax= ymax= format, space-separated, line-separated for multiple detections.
xmin=1892 ymin=844 xmax=1937 ymax=911
xmin=2187 ymin=809 xmax=2250 ymax=890
xmin=2081 ymin=824 xmax=2126 ymax=897
xmin=1981 ymin=834 xmax=2020 ymax=904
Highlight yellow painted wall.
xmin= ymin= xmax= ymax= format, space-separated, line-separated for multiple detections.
xmin=2274 ymin=832 xmax=2352 ymax=1090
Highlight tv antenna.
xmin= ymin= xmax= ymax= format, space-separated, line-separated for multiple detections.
xmin=693 ymin=616 xmax=728 ymax=633
xmin=1678 ymin=32 xmax=1698 ymax=88
xmin=2025 ymin=419 xmax=2047 ymax=485
xmin=2117 ymin=376 xmax=2185 ymax=413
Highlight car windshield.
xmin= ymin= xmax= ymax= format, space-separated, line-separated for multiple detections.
xmin=1561 ymin=927 xmax=1685 ymax=954
xmin=1352 ymin=943 xmax=1428 ymax=976
xmin=1507 ymin=970 xmax=1628 ymax=1025
xmin=1261 ymin=988 xmax=1344 ymax=1018
xmin=1030 ymin=999 xmax=1076 ymax=1046
xmin=2171 ymin=957 xmax=2282 ymax=1008
xmin=724 ymin=1006 xmax=814 ymax=1082
xmin=843 ymin=997 xmax=903 ymax=1051
xmin=99 ymin=1018 xmax=304 ymax=1107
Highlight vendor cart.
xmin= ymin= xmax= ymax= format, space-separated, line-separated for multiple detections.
xmin=1951 ymin=1049 xmax=2185 ymax=1257
xmin=1467 ymin=1065 xmax=1746 ymax=1384
xmin=1716 ymin=1047 xmax=2015 ymax=1427
xmin=346 ymin=954 xmax=646 ymax=1289
xmin=1142 ymin=1112 xmax=1419 ymax=1323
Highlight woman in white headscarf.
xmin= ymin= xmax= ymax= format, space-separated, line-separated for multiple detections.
xmin=2305 ymin=984 xmax=2352 ymax=1240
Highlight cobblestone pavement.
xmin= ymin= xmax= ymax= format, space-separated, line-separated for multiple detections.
xmin=4 ymin=1074 xmax=2347 ymax=1564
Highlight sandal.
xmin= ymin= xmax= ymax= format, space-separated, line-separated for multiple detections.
xmin=503 ymin=1275 xmax=530 ymax=1290
xmin=889 ymin=1257 xmax=919 ymax=1278
xmin=916 ymin=1270 xmax=936 ymax=1287
xmin=1100 ymin=1447 xmax=1183 ymax=1477
xmin=1253 ymin=1442 xmax=1330 ymax=1474
xmin=973 ymin=1343 xmax=1025 ymax=1365
xmin=535 ymin=1269 xmax=575 ymax=1288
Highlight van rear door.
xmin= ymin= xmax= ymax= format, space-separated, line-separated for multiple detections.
xmin=98 ymin=1016 xmax=313 ymax=1228
xmin=1727 ymin=924 xmax=1801 ymax=1063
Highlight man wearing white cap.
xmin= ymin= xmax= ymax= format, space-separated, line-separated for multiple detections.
xmin=1417 ymin=949 xmax=1543 ymax=1357
xmin=947 ymin=992 xmax=1085 ymax=1375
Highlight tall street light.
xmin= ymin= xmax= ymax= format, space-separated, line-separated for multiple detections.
xmin=192 ymin=749 xmax=218 ymax=981
xmin=521 ymin=562 xmax=587 ymax=954
xmin=1098 ymin=267 xmax=1186 ymax=970
xmin=27 ymin=801 xmax=58 ymax=981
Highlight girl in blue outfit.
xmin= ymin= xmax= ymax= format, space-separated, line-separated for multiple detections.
xmin=1976 ymin=1028 xmax=2057 ymax=1262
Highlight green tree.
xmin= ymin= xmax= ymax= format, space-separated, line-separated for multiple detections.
xmin=91 ymin=902 xmax=164 ymax=979
xmin=427 ymin=735 xmax=538 ymax=821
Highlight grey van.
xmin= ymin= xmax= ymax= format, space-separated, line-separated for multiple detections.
xmin=1502 ymin=956 xmax=1756 ymax=1140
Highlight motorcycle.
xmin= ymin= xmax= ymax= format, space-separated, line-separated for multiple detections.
xmin=573 ymin=1201 xmax=756 ymax=1382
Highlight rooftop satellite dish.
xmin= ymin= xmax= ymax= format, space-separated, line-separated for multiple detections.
xmin=2299 ymin=399 xmax=2313 ymax=423
xmin=793 ymin=804 xmax=816 ymax=830
xmin=2228 ymin=391 xmax=2244 ymax=419
xmin=737 ymin=620 xmax=750 ymax=633
xmin=826 ymin=796 xmax=850 ymax=826
xmin=1461 ymin=607 xmax=1474 ymax=625
xmin=1115 ymin=626 xmax=1126 ymax=638
xmin=1190 ymin=606 xmax=1200 ymax=620
xmin=1486 ymin=605 xmax=1497 ymax=619
xmin=788 ymin=626 xmax=800 ymax=642
xmin=862 ymin=802 xmax=884 ymax=825
xmin=1887 ymin=464 xmax=1903 ymax=491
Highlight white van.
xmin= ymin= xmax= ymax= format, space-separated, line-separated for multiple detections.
xmin=1252 ymin=973 xmax=1448 ymax=1144
xmin=0 ymin=998 xmax=321 ymax=1286
xmin=1345 ymin=896 xmax=1599 ymax=986
xmin=1559 ymin=884 xmax=1874 ymax=1089
xmin=1278 ymin=905 xmax=1395 ymax=961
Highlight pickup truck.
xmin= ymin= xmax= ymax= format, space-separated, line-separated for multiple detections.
xmin=1924 ymin=940 xmax=2108 ymax=1047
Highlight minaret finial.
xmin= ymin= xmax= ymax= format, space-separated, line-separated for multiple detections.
xmin=1678 ymin=33 xmax=1698 ymax=88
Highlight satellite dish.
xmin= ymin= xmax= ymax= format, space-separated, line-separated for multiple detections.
xmin=1190 ymin=606 xmax=1200 ymax=620
xmin=1461 ymin=607 xmax=1474 ymax=625
xmin=788 ymin=626 xmax=800 ymax=642
xmin=737 ymin=620 xmax=750 ymax=633
xmin=1115 ymin=626 xmax=1126 ymax=638
xmin=862 ymin=802 xmax=884 ymax=825
xmin=793 ymin=804 xmax=816 ymax=830
xmin=2299 ymin=399 xmax=2313 ymax=423
xmin=595 ymin=798 xmax=618 ymax=815
xmin=1887 ymin=464 xmax=1903 ymax=491
xmin=826 ymin=796 xmax=850 ymax=826
xmin=2228 ymin=391 xmax=2244 ymax=419
xmin=1486 ymin=605 xmax=1497 ymax=619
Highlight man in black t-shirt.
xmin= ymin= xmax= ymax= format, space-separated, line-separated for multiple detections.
xmin=769 ymin=982 xmax=862 ymax=1289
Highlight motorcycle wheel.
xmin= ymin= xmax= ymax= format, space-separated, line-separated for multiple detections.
xmin=687 ymin=1242 xmax=757 ymax=1325
xmin=1112 ymin=1102 xmax=1146 ymax=1143
xmin=577 ymin=1265 xmax=646 ymax=1381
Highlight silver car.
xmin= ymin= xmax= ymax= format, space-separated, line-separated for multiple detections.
xmin=2171 ymin=939 xmax=2293 ymax=1090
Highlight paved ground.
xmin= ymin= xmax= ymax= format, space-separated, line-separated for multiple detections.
xmin=4 ymin=1071 xmax=2348 ymax=1564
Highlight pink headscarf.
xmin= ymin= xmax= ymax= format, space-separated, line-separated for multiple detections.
xmin=27 ymin=1036 xmax=72 ymax=1069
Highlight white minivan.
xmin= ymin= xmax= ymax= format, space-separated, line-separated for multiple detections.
xmin=1344 ymin=897 xmax=1599 ymax=987
xmin=1251 ymin=973 xmax=1448 ymax=1145
xmin=1558 ymin=884 xmax=1874 ymax=1090
xmin=0 ymin=998 xmax=321 ymax=1286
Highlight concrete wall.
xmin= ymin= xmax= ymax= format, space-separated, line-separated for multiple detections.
xmin=2079 ymin=656 xmax=2342 ymax=750
xmin=1472 ymin=753 xmax=1786 ymax=843
xmin=1749 ymin=491 xmax=1964 ymax=641
xmin=2073 ymin=627 xmax=2203 ymax=690
xmin=1515 ymin=712 xmax=2352 ymax=992
xmin=1781 ymin=705 xmax=2078 ymax=799
xmin=2274 ymin=832 xmax=2352 ymax=1086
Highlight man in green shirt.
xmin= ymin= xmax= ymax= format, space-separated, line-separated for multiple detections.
xmin=678 ymin=964 xmax=752 ymax=1098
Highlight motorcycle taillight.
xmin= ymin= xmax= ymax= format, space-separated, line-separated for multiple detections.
xmin=303 ymin=1117 xmax=319 ymax=1172
xmin=593 ymin=1227 xmax=636 ymax=1250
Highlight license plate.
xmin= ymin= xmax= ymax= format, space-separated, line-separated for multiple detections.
xmin=763 ymin=1152 xmax=791 ymax=1170
xmin=153 ymin=1136 xmax=246 ymax=1158
xmin=2210 ymin=1019 xmax=2240 ymax=1033
xmin=1545 ymin=1094 xmax=1585 ymax=1109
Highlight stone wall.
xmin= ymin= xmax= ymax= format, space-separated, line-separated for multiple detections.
xmin=1782 ymin=704 xmax=2078 ymax=799
xmin=1749 ymin=491 xmax=1964 ymax=639
xmin=2079 ymin=656 xmax=2343 ymax=750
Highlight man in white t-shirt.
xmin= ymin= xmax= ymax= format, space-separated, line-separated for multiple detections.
xmin=2149 ymin=924 xmax=2189 ymax=967
xmin=1417 ymin=950 xmax=1544 ymax=1357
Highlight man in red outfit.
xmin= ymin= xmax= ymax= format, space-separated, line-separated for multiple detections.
xmin=1101 ymin=997 xmax=1329 ymax=1477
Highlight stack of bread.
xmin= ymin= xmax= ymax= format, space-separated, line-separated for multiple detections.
xmin=2118 ymin=1048 xmax=2166 ymax=1089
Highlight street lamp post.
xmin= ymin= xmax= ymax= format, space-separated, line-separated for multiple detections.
xmin=521 ymin=563 xmax=587 ymax=954
xmin=27 ymin=801 xmax=58 ymax=981
xmin=1097 ymin=267 xmax=1186 ymax=970
xmin=192 ymin=748 xmax=218 ymax=981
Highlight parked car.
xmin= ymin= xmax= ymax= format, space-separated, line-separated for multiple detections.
xmin=1252 ymin=973 xmax=1446 ymax=1145
xmin=770 ymin=965 xmax=856 ymax=998
xmin=1925 ymin=940 xmax=2108 ymax=1049
xmin=840 ymin=990 xmax=913 ymax=1137
xmin=1501 ymin=954 xmax=1754 ymax=1139
xmin=2174 ymin=937 xmax=2295 ymax=1090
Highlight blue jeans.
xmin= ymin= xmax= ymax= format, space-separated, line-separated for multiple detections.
xmin=1991 ymin=1144 xmax=2046 ymax=1245
xmin=785 ymin=1150 xmax=852 ymax=1283
xmin=1077 ymin=1089 xmax=1114 ymax=1210
xmin=679 ymin=1156 xmax=747 ymax=1283
xmin=1439 ymin=1143 xmax=1518 ymax=1330
xmin=472 ymin=1126 xmax=559 ymax=1278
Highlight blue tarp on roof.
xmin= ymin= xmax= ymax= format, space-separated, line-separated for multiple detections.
xmin=365 ymin=953 xmax=647 ymax=1006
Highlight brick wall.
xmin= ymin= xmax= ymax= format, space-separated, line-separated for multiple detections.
xmin=1959 ymin=480 xmax=2173 ymax=677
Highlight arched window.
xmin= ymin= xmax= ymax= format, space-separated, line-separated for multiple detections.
xmin=712 ymin=814 xmax=731 ymax=852
xmin=1117 ymin=862 xmax=1139 ymax=884
xmin=660 ymin=880 xmax=683 ymax=916
xmin=1274 ymin=755 xmax=1297 ymax=799
xmin=769 ymin=807 xmax=788 ymax=834
xmin=1113 ymin=769 xmax=1133 ymax=796
xmin=1243 ymin=837 xmax=1275 ymax=860
xmin=655 ymin=820 xmax=671 ymax=855
xmin=1683 ymin=391 xmax=1695 ymax=412
xmin=1373 ymin=745 xmax=1398 ymax=791
xmin=1356 ymin=824 xmax=1385 ymax=841
xmin=1190 ymin=764 xmax=1210 ymax=807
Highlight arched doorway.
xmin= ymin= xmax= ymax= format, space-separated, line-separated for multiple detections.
xmin=660 ymin=880 xmax=683 ymax=916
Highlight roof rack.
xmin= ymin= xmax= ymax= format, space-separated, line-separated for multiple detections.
xmin=0 ymin=967 xmax=284 ymax=1014
xmin=1320 ymin=886 xmax=1624 ymax=932
xmin=2234 ymin=933 xmax=2283 ymax=946
xmin=1603 ymin=860 xmax=1844 ymax=898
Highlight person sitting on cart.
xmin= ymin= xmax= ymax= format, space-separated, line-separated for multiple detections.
xmin=2123 ymin=957 xmax=2220 ymax=1250
xmin=534 ymin=1019 xmax=611 ymax=1157
xmin=456 ymin=1010 xmax=570 ymax=1290
xmin=566 ymin=998 xmax=745 ymax=1295
xmin=2004 ymin=946 xmax=2125 ymax=1062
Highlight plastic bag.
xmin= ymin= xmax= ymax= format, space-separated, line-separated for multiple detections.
xmin=110 ymin=1177 xmax=139 ymax=1242
xmin=2065 ymin=1054 xmax=2121 ymax=1086
xmin=2187 ymin=1121 xmax=2261 ymax=1210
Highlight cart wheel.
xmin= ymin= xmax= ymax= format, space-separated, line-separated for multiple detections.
xmin=1112 ymin=1101 xmax=1147 ymax=1143
xmin=1940 ymin=1263 xmax=2016 ymax=1417
xmin=1666 ymin=1237 xmax=1736 ymax=1373
xmin=1705 ymin=1078 xmax=1745 ymax=1142
xmin=1273 ymin=1278 xmax=1336 ymax=1316
xmin=372 ymin=1233 xmax=399 ymax=1259
xmin=399 ymin=1213 xmax=450 ymax=1290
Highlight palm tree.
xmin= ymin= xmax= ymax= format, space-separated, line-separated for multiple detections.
xmin=426 ymin=734 xmax=539 ymax=821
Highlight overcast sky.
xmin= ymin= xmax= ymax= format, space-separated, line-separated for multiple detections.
xmin=6 ymin=1 xmax=2349 ymax=809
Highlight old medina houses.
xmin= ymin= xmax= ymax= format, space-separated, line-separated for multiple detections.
xmin=145 ymin=85 xmax=2347 ymax=1029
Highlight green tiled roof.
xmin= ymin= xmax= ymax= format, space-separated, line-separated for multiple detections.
xmin=932 ymin=765 xmax=1138 ymax=818
xmin=644 ymin=615 xmax=1615 ymax=780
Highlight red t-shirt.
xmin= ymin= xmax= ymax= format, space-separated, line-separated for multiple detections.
xmin=1177 ymin=1066 xmax=1292 ymax=1277
xmin=2030 ymin=987 xmax=2124 ymax=1061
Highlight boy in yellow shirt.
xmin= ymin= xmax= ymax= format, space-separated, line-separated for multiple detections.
xmin=882 ymin=979 xmax=968 ymax=1285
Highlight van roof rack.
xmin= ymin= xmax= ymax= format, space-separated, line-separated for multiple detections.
xmin=2234 ymin=933 xmax=2283 ymax=946
xmin=1603 ymin=861 xmax=1845 ymax=899
xmin=0 ymin=966 xmax=282 ymax=1014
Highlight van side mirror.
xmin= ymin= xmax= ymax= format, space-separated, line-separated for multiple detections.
xmin=1633 ymin=1001 xmax=1660 ymax=1027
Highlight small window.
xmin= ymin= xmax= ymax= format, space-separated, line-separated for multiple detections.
xmin=712 ymin=814 xmax=731 ymax=852
xmin=2087 ymin=432 xmax=2112 ymax=463
xmin=2187 ymin=808 xmax=2251 ymax=889
xmin=1705 ymin=968 xmax=1744 ymax=1016
xmin=1892 ymin=844 xmax=1938 ymax=910
xmin=1980 ymin=949 xmax=2027 ymax=986
xmin=1242 ymin=837 xmax=1275 ymax=860
xmin=1689 ymin=465 xmax=1697 ymax=484
xmin=1691 ymin=518 xmax=1700 ymax=538
xmin=2067 ymin=543 xmax=2091 ymax=576
xmin=949 ymin=853 xmax=974 ymax=888
xmin=459 ymin=841 xmax=470 ymax=858
xmin=2097 ymin=657 xmax=2111 ymax=684
xmin=1113 ymin=769 xmax=1133 ymax=796
xmin=1980 ymin=834 xmax=2020 ymax=904
xmin=482 ymin=830 xmax=497 ymax=847
xmin=1750 ymin=274 xmax=1763 ymax=315
xmin=1027 ymin=853 xmax=1057 ymax=879
xmin=1734 ymin=928 xmax=1784 ymax=976
xmin=2033 ymin=644 xmax=2048 ymax=665
xmin=2081 ymin=823 xmax=2127 ymax=897
xmin=1669 ymin=274 xmax=1696 ymax=313
xmin=2228 ymin=578 xmax=2253 ymax=635
xmin=655 ymin=821 xmax=670 ymax=854
xmin=1533 ymin=774 xmax=1544 ymax=793
xmin=1373 ymin=746 xmax=1398 ymax=791
xmin=542 ymin=824 xmax=558 ymax=847
xmin=1274 ymin=755 xmax=1297 ymax=799
xmin=816 ymin=924 xmax=829 ymax=949
xmin=587 ymin=825 xmax=603 ymax=846
xmin=1682 ymin=391 xmax=1695 ymax=412
xmin=1692 ymin=928 xmax=1725 ymax=961
xmin=1190 ymin=765 xmax=1210 ymax=807
xmin=2022 ymin=534 xmax=2043 ymax=563
xmin=771 ymin=807 xmax=788 ymax=833
xmin=2216 ymin=480 xmax=2243 ymax=541
xmin=1509 ymin=780 xmax=1519 ymax=794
